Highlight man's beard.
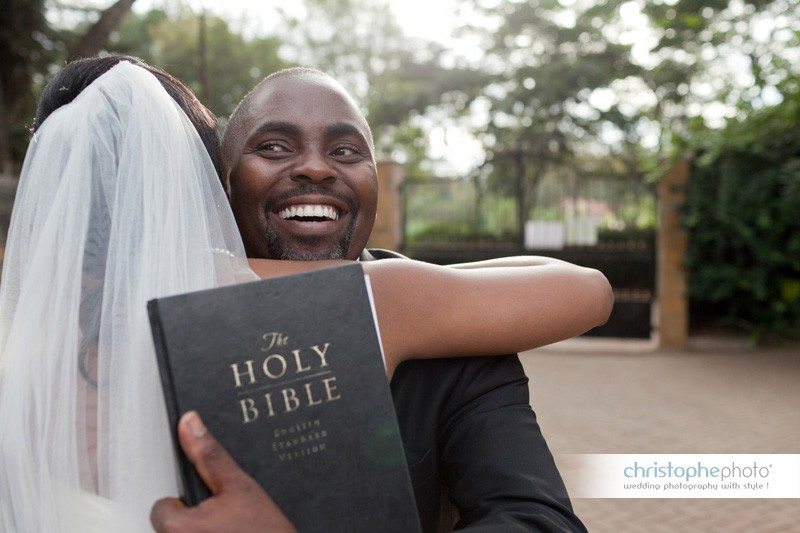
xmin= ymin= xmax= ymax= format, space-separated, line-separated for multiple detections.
xmin=264 ymin=218 xmax=355 ymax=260
xmin=262 ymin=185 xmax=358 ymax=260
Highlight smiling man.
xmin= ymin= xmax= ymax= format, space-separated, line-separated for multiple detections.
xmin=222 ymin=68 xmax=377 ymax=261
xmin=154 ymin=68 xmax=587 ymax=532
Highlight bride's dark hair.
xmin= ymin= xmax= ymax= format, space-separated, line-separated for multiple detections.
xmin=33 ymin=56 xmax=226 ymax=388
xmin=32 ymin=54 xmax=223 ymax=178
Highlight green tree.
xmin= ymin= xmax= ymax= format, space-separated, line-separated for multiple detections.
xmin=1 ymin=0 xmax=50 ymax=170
xmin=108 ymin=5 xmax=285 ymax=118
xmin=466 ymin=0 xmax=643 ymax=238
xmin=457 ymin=0 xmax=799 ymax=239
xmin=278 ymin=0 xmax=488 ymax=164
xmin=640 ymin=0 xmax=799 ymax=152
xmin=0 ymin=0 xmax=139 ymax=171
xmin=684 ymin=82 xmax=800 ymax=341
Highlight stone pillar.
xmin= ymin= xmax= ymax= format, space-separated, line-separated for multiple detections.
xmin=657 ymin=160 xmax=690 ymax=349
xmin=368 ymin=160 xmax=405 ymax=251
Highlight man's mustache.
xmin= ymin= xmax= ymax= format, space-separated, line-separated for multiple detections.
xmin=264 ymin=185 xmax=358 ymax=214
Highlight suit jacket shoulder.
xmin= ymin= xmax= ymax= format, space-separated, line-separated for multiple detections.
xmin=363 ymin=248 xmax=586 ymax=532
xmin=361 ymin=248 xmax=409 ymax=261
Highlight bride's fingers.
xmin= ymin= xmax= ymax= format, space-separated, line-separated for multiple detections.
xmin=178 ymin=411 xmax=244 ymax=494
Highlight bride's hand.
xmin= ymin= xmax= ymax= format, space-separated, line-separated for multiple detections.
xmin=150 ymin=411 xmax=296 ymax=533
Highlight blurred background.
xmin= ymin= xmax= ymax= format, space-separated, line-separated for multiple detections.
xmin=1 ymin=0 xmax=798 ymax=530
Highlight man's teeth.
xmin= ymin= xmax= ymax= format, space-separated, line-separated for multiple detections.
xmin=278 ymin=204 xmax=339 ymax=221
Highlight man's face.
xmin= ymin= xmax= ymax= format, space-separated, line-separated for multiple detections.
xmin=228 ymin=74 xmax=377 ymax=260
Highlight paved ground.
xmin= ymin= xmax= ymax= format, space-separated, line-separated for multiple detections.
xmin=519 ymin=338 xmax=800 ymax=533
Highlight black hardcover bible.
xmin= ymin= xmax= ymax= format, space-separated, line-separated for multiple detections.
xmin=147 ymin=263 xmax=421 ymax=532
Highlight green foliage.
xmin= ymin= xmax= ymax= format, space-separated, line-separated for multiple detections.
xmin=386 ymin=121 xmax=429 ymax=178
xmin=109 ymin=7 xmax=285 ymax=117
xmin=468 ymin=0 xmax=649 ymax=235
xmin=280 ymin=0 xmax=486 ymax=162
xmin=404 ymin=179 xmax=517 ymax=243
xmin=616 ymin=191 xmax=657 ymax=229
xmin=684 ymin=88 xmax=800 ymax=342
xmin=408 ymin=222 xmax=516 ymax=244
xmin=1 ymin=1 xmax=285 ymax=167
xmin=0 ymin=0 xmax=59 ymax=163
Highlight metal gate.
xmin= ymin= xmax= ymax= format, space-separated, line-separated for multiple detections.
xmin=401 ymin=175 xmax=655 ymax=339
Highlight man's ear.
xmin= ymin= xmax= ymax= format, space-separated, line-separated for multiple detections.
xmin=220 ymin=163 xmax=233 ymax=200
xmin=219 ymin=124 xmax=235 ymax=200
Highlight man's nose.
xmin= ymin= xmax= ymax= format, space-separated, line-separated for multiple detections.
xmin=291 ymin=150 xmax=335 ymax=184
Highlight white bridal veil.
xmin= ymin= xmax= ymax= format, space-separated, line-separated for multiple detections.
xmin=0 ymin=62 xmax=254 ymax=531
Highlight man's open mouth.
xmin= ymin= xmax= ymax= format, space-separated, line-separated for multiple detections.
xmin=264 ymin=192 xmax=357 ymax=258
xmin=277 ymin=203 xmax=340 ymax=222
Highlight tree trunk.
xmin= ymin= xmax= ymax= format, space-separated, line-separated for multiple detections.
xmin=67 ymin=0 xmax=138 ymax=61
xmin=471 ymin=171 xmax=484 ymax=235
xmin=0 ymin=73 xmax=11 ymax=177
xmin=198 ymin=10 xmax=209 ymax=103
xmin=514 ymin=150 xmax=526 ymax=247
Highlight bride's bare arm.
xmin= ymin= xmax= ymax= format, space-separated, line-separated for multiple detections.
xmin=362 ymin=260 xmax=613 ymax=375
xmin=247 ymin=257 xmax=613 ymax=377
xmin=247 ymin=255 xmax=573 ymax=276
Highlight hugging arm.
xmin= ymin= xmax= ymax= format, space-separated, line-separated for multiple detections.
xmin=249 ymin=256 xmax=613 ymax=376
xmin=363 ymin=258 xmax=612 ymax=375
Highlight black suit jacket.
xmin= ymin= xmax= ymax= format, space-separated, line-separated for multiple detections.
xmin=362 ymin=249 xmax=586 ymax=532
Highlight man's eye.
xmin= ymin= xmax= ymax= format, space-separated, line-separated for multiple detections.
xmin=257 ymin=142 xmax=288 ymax=153
xmin=331 ymin=146 xmax=360 ymax=158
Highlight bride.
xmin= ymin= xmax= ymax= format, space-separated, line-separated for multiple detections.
xmin=0 ymin=57 xmax=611 ymax=531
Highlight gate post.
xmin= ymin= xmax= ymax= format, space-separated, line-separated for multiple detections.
xmin=368 ymin=160 xmax=405 ymax=251
xmin=657 ymin=160 xmax=690 ymax=348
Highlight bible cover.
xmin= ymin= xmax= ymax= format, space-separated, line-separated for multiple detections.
xmin=147 ymin=263 xmax=421 ymax=532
